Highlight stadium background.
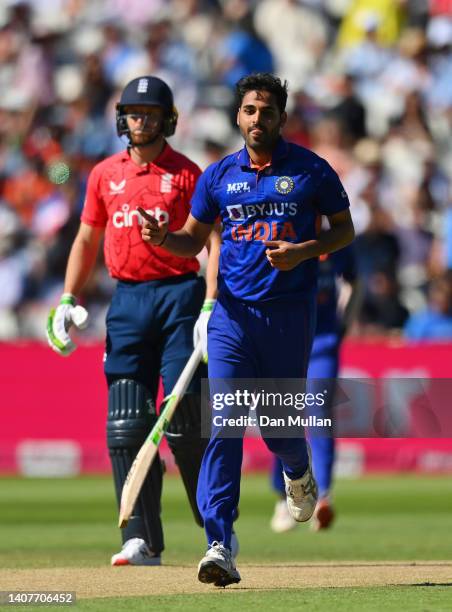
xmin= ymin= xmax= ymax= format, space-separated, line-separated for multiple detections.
xmin=1 ymin=1 xmax=452 ymax=609
xmin=1 ymin=0 xmax=452 ymax=474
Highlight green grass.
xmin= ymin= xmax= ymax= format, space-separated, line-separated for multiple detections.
xmin=1 ymin=474 xmax=452 ymax=567
xmin=5 ymin=588 xmax=452 ymax=612
xmin=22 ymin=587 xmax=449 ymax=612
xmin=1 ymin=474 xmax=451 ymax=610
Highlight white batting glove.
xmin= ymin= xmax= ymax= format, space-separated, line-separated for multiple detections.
xmin=46 ymin=293 xmax=89 ymax=357
xmin=193 ymin=299 xmax=216 ymax=363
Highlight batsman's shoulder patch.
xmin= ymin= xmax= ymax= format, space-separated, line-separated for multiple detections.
xmin=275 ymin=176 xmax=294 ymax=194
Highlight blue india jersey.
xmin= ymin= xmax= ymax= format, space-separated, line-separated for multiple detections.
xmin=191 ymin=138 xmax=350 ymax=302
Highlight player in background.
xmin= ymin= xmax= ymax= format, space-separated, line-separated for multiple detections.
xmin=270 ymin=244 xmax=361 ymax=533
xmin=140 ymin=73 xmax=355 ymax=586
xmin=46 ymin=75 xmax=225 ymax=567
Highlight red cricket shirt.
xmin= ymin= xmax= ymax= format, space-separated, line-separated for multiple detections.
xmin=81 ymin=143 xmax=202 ymax=281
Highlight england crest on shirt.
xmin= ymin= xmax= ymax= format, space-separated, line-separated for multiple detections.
xmin=160 ymin=173 xmax=173 ymax=193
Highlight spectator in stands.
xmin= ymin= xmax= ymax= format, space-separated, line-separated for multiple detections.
xmin=329 ymin=72 xmax=366 ymax=144
xmin=356 ymin=268 xmax=409 ymax=336
xmin=0 ymin=0 xmax=449 ymax=342
xmin=214 ymin=1 xmax=274 ymax=89
xmin=404 ymin=272 xmax=452 ymax=340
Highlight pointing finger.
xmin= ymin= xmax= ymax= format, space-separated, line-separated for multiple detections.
xmin=263 ymin=240 xmax=281 ymax=249
xmin=137 ymin=206 xmax=157 ymax=225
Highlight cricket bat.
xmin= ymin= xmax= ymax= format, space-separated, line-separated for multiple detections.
xmin=118 ymin=344 xmax=203 ymax=528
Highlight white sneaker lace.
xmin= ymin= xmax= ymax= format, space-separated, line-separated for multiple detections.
xmin=209 ymin=541 xmax=232 ymax=563
xmin=287 ymin=470 xmax=316 ymax=502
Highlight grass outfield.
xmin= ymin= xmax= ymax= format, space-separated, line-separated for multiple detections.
xmin=1 ymin=474 xmax=451 ymax=610
xmin=26 ymin=588 xmax=452 ymax=611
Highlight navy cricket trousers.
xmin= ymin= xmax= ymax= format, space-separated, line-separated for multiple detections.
xmin=197 ymin=292 xmax=316 ymax=548
xmin=104 ymin=273 xmax=206 ymax=396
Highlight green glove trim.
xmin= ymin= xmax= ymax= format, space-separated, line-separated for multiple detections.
xmin=60 ymin=293 xmax=76 ymax=306
xmin=47 ymin=308 xmax=70 ymax=352
xmin=201 ymin=299 xmax=216 ymax=313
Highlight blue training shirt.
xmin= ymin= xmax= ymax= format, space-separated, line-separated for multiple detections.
xmin=191 ymin=137 xmax=350 ymax=302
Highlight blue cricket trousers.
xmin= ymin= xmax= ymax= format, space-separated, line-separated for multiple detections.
xmin=272 ymin=332 xmax=339 ymax=498
xmin=197 ymin=292 xmax=316 ymax=548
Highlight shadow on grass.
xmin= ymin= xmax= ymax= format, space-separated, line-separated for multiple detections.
xmin=409 ymin=582 xmax=452 ymax=587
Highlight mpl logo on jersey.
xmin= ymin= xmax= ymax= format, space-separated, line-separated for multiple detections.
xmin=112 ymin=204 xmax=169 ymax=228
xmin=227 ymin=201 xmax=298 ymax=221
xmin=227 ymin=182 xmax=250 ymax=194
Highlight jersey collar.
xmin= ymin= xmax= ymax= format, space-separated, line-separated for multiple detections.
xmin=236 ymin=136 xmax=289 ymax=169
xmin=152 ymin=142 xmax=174 ymax=168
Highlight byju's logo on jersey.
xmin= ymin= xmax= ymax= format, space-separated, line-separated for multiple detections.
xmin=227 ymin=182 xmax=250 ymax=194
xmin=227 ymin=201 xmax=298 ymax=221
xmin=109 ymin=179 xmax=126 ymax=195
xmin=226 ymin=205 xmax=245 ymax=221
xmin=275 ymin=176 xmax=294 ymax=194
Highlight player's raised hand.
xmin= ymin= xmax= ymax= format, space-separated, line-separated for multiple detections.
xmin=138 ymin=207 xmax=169 ymax=246
xmin=264 ymin=240 xmax=307 ymax=271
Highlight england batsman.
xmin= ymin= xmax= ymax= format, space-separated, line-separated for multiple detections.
xmin=46 ymin=75 xmax=225 ymax=566
xmin=140 ymin=73 xmax=355 ymax=586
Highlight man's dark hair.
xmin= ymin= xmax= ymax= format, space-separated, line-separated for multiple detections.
xmin=236 ymin=73 xmax=288 ymax=114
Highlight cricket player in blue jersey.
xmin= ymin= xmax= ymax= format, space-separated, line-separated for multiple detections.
xmin=271 ymin=245 xmax=361 ymax=533
xmin=140 ymin=73 xmax=355 ymax=586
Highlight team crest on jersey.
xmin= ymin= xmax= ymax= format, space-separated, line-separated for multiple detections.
xmin=160 ymin=173 xmax=173 ymax=193
xmin=226 ymin=204 xmax=245 ymax=221
xmin=275 ymin=176 xmax=294 ymax=194
xmin=109 ymin=179 xmax=126 ymax=194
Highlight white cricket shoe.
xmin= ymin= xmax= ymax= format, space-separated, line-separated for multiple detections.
xmin=111 ymin=538 xmax=161 ymax=566
xmin=283 ymin=457 xmax=318 ymax=522
xmin=197 ymin=541 xmax=241 ymax=587
xmin=270 ymin=499 xmax=299 ymax=533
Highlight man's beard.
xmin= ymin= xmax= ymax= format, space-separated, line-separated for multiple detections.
xmin=247 ymin=132 xmax=278 ymax=150
xmin=130 ymin=130 xmax=162 ymax=147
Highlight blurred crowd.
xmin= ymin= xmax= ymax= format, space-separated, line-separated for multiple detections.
xmin=0 ymin=0 xmax=451 ymax=342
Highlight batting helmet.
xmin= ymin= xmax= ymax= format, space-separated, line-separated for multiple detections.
xmin=116 ymin=76 xmax=178 ymax=139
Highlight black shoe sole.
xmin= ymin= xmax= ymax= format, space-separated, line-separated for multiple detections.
xmin=198 ymin=561 xmax=241 ymax=587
